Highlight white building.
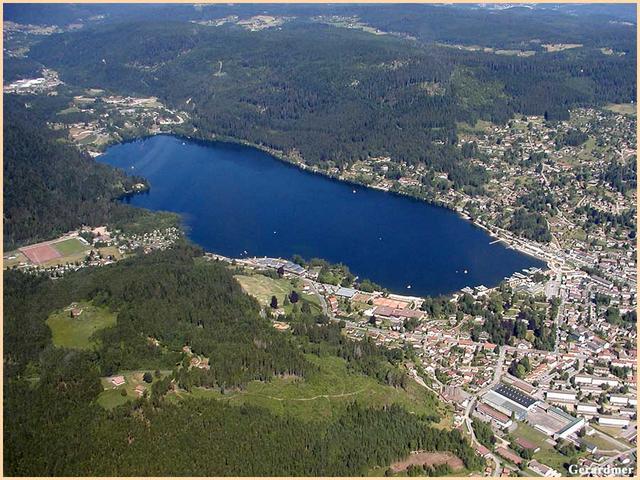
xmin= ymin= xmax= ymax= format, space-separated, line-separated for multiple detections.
xmin=576 ymin=404 xmax=599 ymax=416
xmin=528 ymin=460 xmax=561 ymax=477
xmin=556 ymin=417 xmax=586 ymax=439
xmin=574 ymin=375 xmax=592 ymax=385
xmin=574 ymin=375 xmax=619 ymax=387
xmin=598 ymin=416 xmax=630 ymax=427
xmin=609 ymin=395 xmax=628 ymax=405
xmin=546 ymin=390 xmax=577 ymax=403
xmin=591 ymin=376 xmax=619 ymax=388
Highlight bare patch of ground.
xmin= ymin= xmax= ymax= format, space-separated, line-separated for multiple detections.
xmin=390 ymin=451 xmax=464 ymax=473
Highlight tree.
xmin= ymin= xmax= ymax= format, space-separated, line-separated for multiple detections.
xmin=277 ymin=266 xmax=285 ymax=278
xmin=270 ymin=295 xmax=278 ymax=309
xmin=143 ymin=372 xmax=153 ymax=383
xmin=289 ymin=291 xmax=299 ymax=304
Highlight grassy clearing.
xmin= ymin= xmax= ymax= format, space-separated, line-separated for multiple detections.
xmin=592 ymin=425 xmax=634 ymax=448
xmin=57 ymin=106 xmax=81 ymax=115
xmin=97 ymin=245 xmax=124 ymax=260
xmin=605 ymin=103 xmax=636 ymax=116
xmin=97 ymin=370 xmax=172 ymax=409
xmin=170 ymin=354 xmax=450 ymax=424
xmin=235 ymin=273 xmax=322 ymax=315
xmin=53 ymin=238 xmax=89 ymax=256
xmin=513 ymin=421 xmax=585 ymax=475
xmin=573 ymin=136 xmax=597 ymax=164
xmin=565 ymin=226 xmax=587 ymax=242
xmin=456 ymin=119 xmax=494 ymax=135
xmin=77 ymin=134 xmax=98 ymax=145
xmin=587 ymin=431 xmax=622 ymax=451
xmin=235 ymin=274 xmax=292 ymax=305
xmin=513 ymin=421 xmax=549 ymax=446
xmin=97 ymin=388 xmax=131 ymax=410
xmin=46 ymin=301 xmax=116 ymax=350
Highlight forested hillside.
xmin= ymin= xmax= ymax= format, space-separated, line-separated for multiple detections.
xmin=4 ymin=246 xmax=481 ymax=475
xmin=5 ymin=3 xmax=636 ymax=50
xmin=28 ymin=19 xmax=635 ymax=175
xmin=3 ymin=5 xmax=636 ymax=475
xmin=2 ymin=98 xmax=154 ymax=249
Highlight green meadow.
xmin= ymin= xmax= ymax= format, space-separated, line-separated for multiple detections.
xmin=46 ymin=301 xmax=116 ymax=350
xmin=169 ymin=354 xmax=451 ymax=426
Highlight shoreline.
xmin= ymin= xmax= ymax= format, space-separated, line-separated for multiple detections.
xmin=102 ymin=130 xmax=552 ymax=271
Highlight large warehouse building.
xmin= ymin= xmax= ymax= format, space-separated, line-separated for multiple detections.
xmin=482 ymin=383 xmax=538 ymax=421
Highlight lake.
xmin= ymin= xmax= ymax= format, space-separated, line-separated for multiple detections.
xmin=99 ymin=135 xmax=545 ymax=296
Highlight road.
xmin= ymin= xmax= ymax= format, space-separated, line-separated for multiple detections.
xmin=407 ymin=367 xmax=444 ymax=399
xmin=598 ymin=446 xmax=636 ymax=469
xmin=592 ymin=428 xmax=635 ymax=454
xmin=304 ymin=279 xmax=332 ymax=318
xmin=463 ymin=346 xmax=507 ymax=477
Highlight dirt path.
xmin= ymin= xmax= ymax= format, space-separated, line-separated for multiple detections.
xmin=239 ymin=388 xmax=367 ymax=402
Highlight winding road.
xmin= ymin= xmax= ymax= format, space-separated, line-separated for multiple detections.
xmin=463 ymin=346 xmax=507 ymax=477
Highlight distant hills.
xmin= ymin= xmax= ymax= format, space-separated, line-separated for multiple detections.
xmin=4 ymin=3 xmax=636 ymax=49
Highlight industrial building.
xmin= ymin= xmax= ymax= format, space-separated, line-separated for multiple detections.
xmin=545 ymin=390 xmax=576 ymax=403
xmin=482 ymin=383 xmax=538 ymax=421
xmin=477 ymin=402 xmax=513 ymax=428
xmin=576 ymin=403 xmax=599 ymax=416
xmin=598 ymin=415 xmax=630 ymax=428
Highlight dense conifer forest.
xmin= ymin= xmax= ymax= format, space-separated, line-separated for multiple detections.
xmin=3 ymin=247 xmax=482 ymax=476
xmin=3 ymin=4 xmax=636 ymax=475
xmin=27 ymin=17 xmax=635 ymax=177
xmin=5 ymin=6 xmax=635 ymax=247
xmin=2 ymin=99 xmax=168 ymax=249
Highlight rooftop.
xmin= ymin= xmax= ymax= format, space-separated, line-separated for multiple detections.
xmin=494 ymin=383 xmax=537 ymax=408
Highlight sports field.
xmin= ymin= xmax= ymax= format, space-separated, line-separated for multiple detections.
xmin=53 ymin=238 xmax=89 ymax=256
xmin=18 ymin=237 xmax=89 ymax=265
xmin=20 ymin=243 xmax=62 ymax=264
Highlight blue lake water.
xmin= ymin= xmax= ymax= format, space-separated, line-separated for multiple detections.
xmin=99 ymin=135 xmax=545 ymax=296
